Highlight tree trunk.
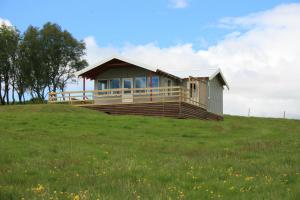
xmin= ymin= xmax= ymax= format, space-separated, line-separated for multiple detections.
xmin=18 ymin=93 xmax=22 ymax=104
xmin=0 ymin=79 xmax=4 ymax=105
xmin=22 ymin=93 xmax=25 ymax=103
xmin=12 ymin=83 xmax=16 ymax=104
xmin=4 ymin=77 xmax=9 ymax=104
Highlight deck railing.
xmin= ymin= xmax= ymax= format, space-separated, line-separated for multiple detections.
xmin=48 ymin=86 xmax=207 ymax=109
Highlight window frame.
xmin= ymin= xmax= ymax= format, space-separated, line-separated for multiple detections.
xmin=134 ymin=76 xmax=147 ymax=94
xmin=147 ymin=76 xmax=159 ymax=88
xmin=97 ymin=79 xmax=109 ymax=95
xmin=109 ymin=78 xmax=121 ymax=94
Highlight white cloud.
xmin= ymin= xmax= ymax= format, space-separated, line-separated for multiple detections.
xmin=0 ymin=17 xmax=12 ymax=26
xmin=169 ymin=0 xmax=188 ymax=9
xmin=69 ymin=3 xmax=300 ymax=119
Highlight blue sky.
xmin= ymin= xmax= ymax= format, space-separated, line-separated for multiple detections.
xmin=0 ymin=0 xmax=298 ymax=48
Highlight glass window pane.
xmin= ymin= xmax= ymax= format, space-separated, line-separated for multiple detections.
xmin=147 ymin=76 xmax=159 ymax=88
xmin=98 ymin=80 xmax=108 ymax=95
xmin=123 ymin=79 xmax=132 ymax=94
xmin=110 ymin=79 xmax=120 ymax=94
xmin=98 ymin=80 xmax=108 ymax=90
xmin=110 ymin=79 xmax=120 ymax=89
xmin=135 ymin=77 xmax=146 ymax=88
xmin=124 ymin=80 xmax=132 ymax=88
xmin=152 ymin=76 xmax=159 ymax=88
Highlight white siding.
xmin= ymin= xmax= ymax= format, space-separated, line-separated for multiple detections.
xmin=207 ymin=76 xmax=223 ymax=115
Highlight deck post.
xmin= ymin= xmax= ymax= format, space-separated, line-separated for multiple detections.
xmin=83 ymin=77 xmax=86 ymax=101
xmin=149 ymin=72 xmax=152 ymax=102
xmin=198 ymin=79 xmax=200 ymax=107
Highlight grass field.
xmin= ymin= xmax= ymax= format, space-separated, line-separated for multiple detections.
xmin=0 ymin=104 xmax=299 ymax=200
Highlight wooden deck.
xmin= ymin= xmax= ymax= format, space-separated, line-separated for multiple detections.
xmin=48 ymin=87 xmax=206 ymax=108
xmin=80 ymin=102 xmax=223 ymax=120
xmin=48 ymin=87 xmax=222 ymax=120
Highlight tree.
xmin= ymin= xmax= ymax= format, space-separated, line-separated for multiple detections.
xmin=0 ymin=24 xmax=19 ymax=105
xmin=19 ymin=26 xmax=48 ymax=101
xmin=0 ymin=22 xmax=87 ymax=104
xmin=40 ymin=22 xmax=87 ymax=93
xmin=14 ymin=46 xmax=27 ymax=103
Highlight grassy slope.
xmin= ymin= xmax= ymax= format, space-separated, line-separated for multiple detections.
xmin=0 ymin=105 xmax=299 ymax=200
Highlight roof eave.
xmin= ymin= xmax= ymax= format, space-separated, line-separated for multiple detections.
xmin=209 ymin=68 xmax=230 ymax=90
xmin=75 ymin=54 xmax=156 ymax=78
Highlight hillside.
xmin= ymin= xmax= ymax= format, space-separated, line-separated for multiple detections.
xmin=0 ymin=104 xmax=299 ymax=199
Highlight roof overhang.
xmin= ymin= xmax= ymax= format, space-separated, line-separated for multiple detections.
xmin=75 ymin=55 xmax=156 ymax=79
xmin=209 ymin=68 xmax=230 ymax=90
xmin=156 ymin=69 xmax=182 ymax=81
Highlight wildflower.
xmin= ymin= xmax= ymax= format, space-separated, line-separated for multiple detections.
xmin=244 ymin=176 xmax=254 ymax=181
xmin=229 ymin=186 xmax=235 ymax=190
xmin=179 ymin=191 xmax=185 ymax=199
xmin=73 ymin=194 xmax=80 ymax=200
xmin=32 ymin=184 xmax=45 ymax=194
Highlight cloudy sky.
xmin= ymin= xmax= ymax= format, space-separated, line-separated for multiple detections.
xmin=1 ymin=0 xmax=300 ymax=119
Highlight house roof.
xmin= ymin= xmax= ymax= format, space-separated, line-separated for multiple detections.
xmin=75 ymin=55 xmax=229 ymax=89
xmin=75 ymin=55 xmax=156 ymax=77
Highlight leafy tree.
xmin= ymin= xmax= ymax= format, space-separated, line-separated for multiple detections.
xmin=14 ymin=45 xmax=27 ymax=103
xmin=0 ymin=24 xmax=19 ymax=104
xmin=19 ymin=26 xmax=48 ymax=100
xmin=0 ymin=22 xmax=87 ymax=104
xmin=40 ymin=22 xmax=87 ymax=93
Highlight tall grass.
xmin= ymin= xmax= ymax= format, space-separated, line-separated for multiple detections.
xmin=0 ymin=104 xmax=299 ymax=199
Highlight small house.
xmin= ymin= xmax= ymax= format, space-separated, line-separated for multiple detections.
xmin=49 ymin=55 xmax=229 ymax=120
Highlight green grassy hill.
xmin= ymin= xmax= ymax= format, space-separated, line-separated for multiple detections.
xmin=0 ymin=105 xmax=299 ymax=200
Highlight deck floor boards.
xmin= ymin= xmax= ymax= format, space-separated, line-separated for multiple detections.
xmin=80 ymin=102 xmax=223 ymax=120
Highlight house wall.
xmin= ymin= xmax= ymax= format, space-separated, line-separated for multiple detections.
xmin=207 ymin=75 xmax=223 ymax=116
xmin=93 ymin=66 xmax=179 ymax=89
xmin=180 ymin=78 xmax=208 ymax=109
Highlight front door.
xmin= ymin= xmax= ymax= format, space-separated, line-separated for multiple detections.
xmin=122 ymin=78 xmax=133 ymax=103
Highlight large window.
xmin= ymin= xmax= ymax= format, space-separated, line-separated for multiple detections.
xmin=147 ymin=76 xmax=159 ymax=88
xmin=110 ymin=79 xmax=120 ymax=94
xmin=123 ymin=78 xmax=133 ymax=94
xmin=135 ymin=77 xmax=146 ymax=88
xmin=147 ymin=76 xmax=159 ymax=94
xmin=98 ymin=80 xmax=108 ymax=95
xmin=135 ymin=77 xmax=146 ymax=93
xmin=110 ymin=79 xmax=120 ymax=89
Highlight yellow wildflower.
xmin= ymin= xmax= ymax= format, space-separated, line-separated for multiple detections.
xmin=32 ymin=184 xmax=45 ymax=194
xmin=73 ymin=194 xmax=80 ymax=200
xmin=244 ymin=176 xmax=254 ymax=181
